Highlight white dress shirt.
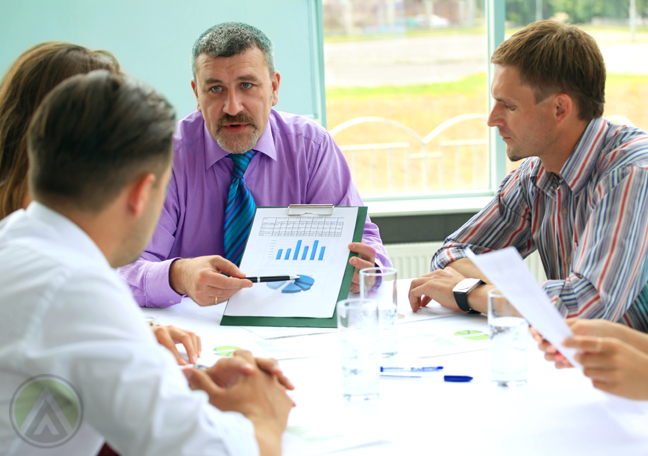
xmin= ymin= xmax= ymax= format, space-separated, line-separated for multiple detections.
xmin=0 ymin=202 xmax=258 ymax=456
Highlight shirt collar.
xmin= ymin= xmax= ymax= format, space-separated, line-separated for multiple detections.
xmin=204 ymin=112 xmax=277 ymax=171
xmin=26 ymin=201 xmax=110 ymax=268
xmin=558 ymin=117 xmax=608 ymax=194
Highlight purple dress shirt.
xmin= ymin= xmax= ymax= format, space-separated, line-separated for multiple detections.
xmin=119 ymin=109 xmax=391 ymax=307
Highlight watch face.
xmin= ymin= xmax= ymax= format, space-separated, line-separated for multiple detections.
xmin=455 ymin=278 xmax=481 ymax=293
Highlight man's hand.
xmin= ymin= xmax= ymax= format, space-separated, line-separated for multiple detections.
xmin=562 ymin=336 xmax=648 ymax=400
xmin=531 ymin=319 xmax=626 ymax=369
xmin=183 ymin=350 xmax=293 ymax=456
xmin=205 ymin=350 xmax=295 ymax=392
xmin=169 ymin=255 xmax=253 ymax=306
xmin=408 ymin=267 xmax=467 ymax=312
xmin=348 ymin=241 xmax=377 ymax=294
xmin=151 ymin=325 xmax=201 ymax=365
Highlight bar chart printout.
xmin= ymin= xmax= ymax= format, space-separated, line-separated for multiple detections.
xmin=273 ymin=239 xmax=327 ymax=262
xmin=225 ymin=207 xmax=361 ymax=319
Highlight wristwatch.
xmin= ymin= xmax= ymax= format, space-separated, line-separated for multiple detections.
xmin=452 ymin=278 xmax=484 ymax=313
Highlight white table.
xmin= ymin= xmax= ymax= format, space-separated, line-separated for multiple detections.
xmin=142 ymin=279 xmax=648 ymax=455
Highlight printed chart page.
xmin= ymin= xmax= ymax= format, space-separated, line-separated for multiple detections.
xmin=224 ymin=207 xmax=359 ymax=318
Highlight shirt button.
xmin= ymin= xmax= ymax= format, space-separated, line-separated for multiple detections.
xmin=566 ymin=257 xmax=572 ymax=264
xmin=561 ymin=208 xmax=568 ymax=216
xmin=169 ymin=300 xmax=174 ymax=304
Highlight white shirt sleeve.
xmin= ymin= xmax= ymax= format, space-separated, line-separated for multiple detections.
xmin=33 ymin=268 xmax=259 ymax=456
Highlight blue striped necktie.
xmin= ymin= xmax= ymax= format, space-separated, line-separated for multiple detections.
xmin=223 ymin=151 xmax=256 ymax=266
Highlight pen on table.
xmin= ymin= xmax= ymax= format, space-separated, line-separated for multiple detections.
xmin=381 ymin=366 xmax=443 ymax=372
xmin=380 ymin=374 xmax=473 ymax=383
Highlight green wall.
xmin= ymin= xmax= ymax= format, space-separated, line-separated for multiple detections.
xmin=0 ymin=0 xmax=326 ymax=124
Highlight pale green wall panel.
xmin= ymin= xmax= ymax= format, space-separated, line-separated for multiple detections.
xmin=0 ymin=0 xmax=326 ymax=124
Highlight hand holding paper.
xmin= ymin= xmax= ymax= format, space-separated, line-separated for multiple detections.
xmin=465 ymin=247 xmax=579 ymax=368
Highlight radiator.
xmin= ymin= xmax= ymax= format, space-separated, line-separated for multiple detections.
xmin=384 ymin=242 xmax=547 ymax=283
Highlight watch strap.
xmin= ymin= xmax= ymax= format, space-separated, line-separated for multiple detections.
xmin=453 ymin=280 xmax=484 ymax=313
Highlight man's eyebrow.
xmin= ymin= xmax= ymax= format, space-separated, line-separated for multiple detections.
xmin=203 ymin=77 xmax=223 ymax=85
xmin=237 ymin=74 xmax=261 ymax=82
xmin=494 ymin=96 xmax=514 ymax=104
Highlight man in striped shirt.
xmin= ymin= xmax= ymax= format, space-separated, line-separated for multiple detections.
xmin=409 ymin=20 xmax=648 ymax=332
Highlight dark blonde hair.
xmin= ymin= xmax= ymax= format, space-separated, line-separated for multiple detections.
xmin=0 ymin=42 xmax=120 ymax=218
xmin=491 ymin=20 xmax=605 ymax=121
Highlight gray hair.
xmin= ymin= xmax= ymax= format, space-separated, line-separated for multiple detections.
xmin=191 ymin=22 xmax=275 ymax=78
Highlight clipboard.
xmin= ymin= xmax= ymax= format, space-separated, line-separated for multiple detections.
xmin=220 ymin=205 xmax=367 ymax=328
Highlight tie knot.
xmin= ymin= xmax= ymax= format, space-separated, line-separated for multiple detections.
xmin=229 ymin=151 xmax=255 ymax=178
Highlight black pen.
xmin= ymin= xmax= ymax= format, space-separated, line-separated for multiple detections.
xmin=246 ymin=275 xmax=300 ymax=283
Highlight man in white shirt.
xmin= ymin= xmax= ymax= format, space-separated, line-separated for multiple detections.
xmin=0 ymin=70 xmax=292 ymax=456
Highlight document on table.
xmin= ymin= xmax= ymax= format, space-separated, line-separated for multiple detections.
xmin=284 ymin=408 xmax=386 ymax=456
xmin=224 ymin=207 xmax=360 ymax=319
xmin=401 ymin=314 xmax=491 ymax=358
xmin=254 ymin=333 xmax=339 ymax=360
xmin=466 ymin=247 xmax=579 ymax=367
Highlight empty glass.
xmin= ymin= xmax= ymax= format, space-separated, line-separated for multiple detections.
xmin=337 ymin=298 xmax=380 ymax=401
xmin=488 ymin=290 xmax=529 ymax=387
xmin=359 ymin=267 xmax=398 ymax=357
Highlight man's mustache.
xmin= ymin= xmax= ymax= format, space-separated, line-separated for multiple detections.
xmin=217 ymin=113 xmax=257 ymax=129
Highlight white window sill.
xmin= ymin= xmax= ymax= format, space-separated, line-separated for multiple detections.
xmin=367 ymin=196 xmax=492 ymax=217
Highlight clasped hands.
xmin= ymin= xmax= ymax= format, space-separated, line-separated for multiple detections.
xmin=169 ymin=241 xmax=378 ymax=306
xmin=183 ymin=350 xmax=295 ymax=455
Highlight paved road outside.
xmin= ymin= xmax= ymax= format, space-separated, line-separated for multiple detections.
xmin=324 ymin=32 xmax=648 ymax=86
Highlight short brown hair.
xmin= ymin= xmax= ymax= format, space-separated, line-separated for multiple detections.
xmin=491 ymin=20 xmax=605 ymax=121
xmin=0 ymin=42 xmax=120 ymax=218
xmin=28 ymin=71 xmax=176 ymax=213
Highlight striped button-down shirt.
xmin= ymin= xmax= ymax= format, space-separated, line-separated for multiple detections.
xmin=432 ymin=118 xmax=648 ymax=332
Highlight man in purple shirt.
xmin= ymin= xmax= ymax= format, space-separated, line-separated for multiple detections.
xmin=119 ymin=22 xmax=390 ymax=308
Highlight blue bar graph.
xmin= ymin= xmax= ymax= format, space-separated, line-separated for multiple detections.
xmin=301 ymin=246 xmax=309 ymax=260
xmin=285 ymin=249 xmax=291 ymax=260
xmin=293 ymin=240 xmax=302 ymax=260
xmin=276 ymin=249 xmax=283 ymax=260
xmin=310 ymin=240 xmax=319 ymax=260
xmin=318 ymin=246 xmax=326 ymax=261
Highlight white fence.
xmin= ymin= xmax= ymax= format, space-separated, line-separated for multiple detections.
xmin=330 ymin=113 xmax=488 ymax=195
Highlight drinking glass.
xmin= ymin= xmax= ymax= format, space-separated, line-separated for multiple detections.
xmin=359 ymin=267 xmax=398 ymax=357
xmin=488 ymin=290 xmax=529 ymax=387
xmin=337 ymin=298 xmax=380 ymax=401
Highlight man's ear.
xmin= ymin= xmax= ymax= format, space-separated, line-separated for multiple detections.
xmin=271 ymin=71 xmax=281 ymax=107
xmin=191 ymin=79 xmax=201 ymax=112
xmin=554 ymin=93 xmax=574 ymax=126
xmin=128 ymin=173 xmax=157 ymax=217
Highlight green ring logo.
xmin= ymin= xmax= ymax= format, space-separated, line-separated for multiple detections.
xmin=10 ymin=375 xmax=83 ymax=448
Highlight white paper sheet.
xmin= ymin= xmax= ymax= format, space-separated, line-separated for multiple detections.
xmin=224 ymin=207 xmax=359 ymax=318
xmin=400 ymin=314 xmax=491 ymax=358
xmin=283 ymin=407 xmax=386 ymax=456
xmin=254 ymin=333 xmax=339 ymax=360
xmin=244 ymin=326 xmax=337 ymax=340
xmin=466 ymin=247 xmax=579 ymax=367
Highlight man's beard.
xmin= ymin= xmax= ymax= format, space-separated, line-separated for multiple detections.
xmin=215 ymin=112 xmax=259 ymax=154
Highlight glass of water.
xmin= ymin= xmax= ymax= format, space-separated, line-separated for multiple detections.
xmin=488 ymin=290 xmax=529 ymax=387
xmin=337 ymin=298 xmax=380 ymax=401
xmin=359 ymin=267 xmax=398 ymax=357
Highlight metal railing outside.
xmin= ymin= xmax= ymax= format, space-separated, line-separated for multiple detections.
xmin=330 ymin=113 xmax=488 ymax=195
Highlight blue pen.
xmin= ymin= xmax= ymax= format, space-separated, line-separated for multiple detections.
xmin=380 ymin=366 xmax=443 ymax=372
xmin=380 ymin=374 xmax=473 ymax=383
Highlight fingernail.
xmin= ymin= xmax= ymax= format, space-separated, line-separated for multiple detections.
xmin=191 ymin=356 xmax=197 ymax=363
xmin=182 ymin=369 xmax=193 ymax=381
xmin=243 ymin=362 xmax=254 ymax=371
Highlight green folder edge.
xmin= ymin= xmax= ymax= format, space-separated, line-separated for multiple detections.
xmin=220 ymin=206 xmax=367 ymax=328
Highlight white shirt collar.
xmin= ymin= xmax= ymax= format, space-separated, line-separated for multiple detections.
xmin=25 ymin=201 xmax=110 ymax=269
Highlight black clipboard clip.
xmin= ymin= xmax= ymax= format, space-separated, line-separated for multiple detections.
xmin=287 ymin=204 xmax=334 ymax=216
